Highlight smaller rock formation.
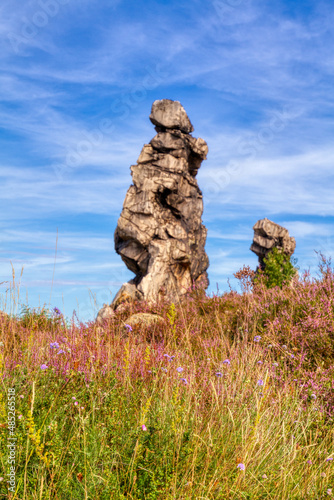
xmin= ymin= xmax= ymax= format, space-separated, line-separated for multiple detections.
xmin=250 ymin=218 xmax=296 ymax=268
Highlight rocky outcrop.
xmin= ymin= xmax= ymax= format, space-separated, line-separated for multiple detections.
xmin=111 ymin=99 xmax=209 ymax=309
xmin=250 ymin=218 xmax=296 ymax=268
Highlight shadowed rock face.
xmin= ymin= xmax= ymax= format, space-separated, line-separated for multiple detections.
xmin=250 ymin=218 xmax=296 ymax=268
xmin=112 ymin=99 xmax=209 ymax=308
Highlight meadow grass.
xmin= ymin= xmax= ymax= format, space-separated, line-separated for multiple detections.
xmin=0 ymin=261 xmax=333 ymax=499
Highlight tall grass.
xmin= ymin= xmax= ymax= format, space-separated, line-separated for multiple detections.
xmin=0 ymin=258 xmax=333 ymax=499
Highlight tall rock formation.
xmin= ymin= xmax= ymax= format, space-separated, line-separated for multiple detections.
xmin=112 ymin=99 xmax=209 ymax=309
xmin=250 ymin=218 xmax=296 ymax=268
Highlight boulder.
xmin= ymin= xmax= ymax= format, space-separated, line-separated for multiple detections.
xmin=149 ymin=99 xmax=194 ymax=134
xmin=111 ymin=281 xmax=143 ymax=310
xmin=96 ymin=303 xmax=115 ymax=325
xmin=123 ymin=313 xmax=164 ymax=331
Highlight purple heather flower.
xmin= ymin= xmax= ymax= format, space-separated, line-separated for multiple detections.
xmin=216 ymin=372 xmax=223 ymax=377
xmin=176 ymin=367 xmax=183 ymax=373
xmin=142 ymin=424 xmax=147 ymax=431
xmin=161 ymin=368 xmax=167 ymax=372
xmin=311 ymin=393 xmax=317 ymax=399
xmin=237 ymin=463 xmax=245 ymax=470
xmin=163 ymin=354 xmax=175 ymax=361
xmin=53 ymin=307 xmax=61 ymax=316
xmin=223 ymin=359 xmax=230 ymax=365
xmin=257 ymin=379 xmax=264 ymax=386
xmin=181 ymin=378 xmax=188 ymax=384
xmin=257 ymin=361 xmax=263 ymax=364
xmin=50 ymin=342 xmax=60 ymax=349
xmin=326 ymin=457 xmax=333 ymax=461
xmin=282 ymin=345 xmax=287 ymax=349
xmin=74 ymin=401 xmax=78 ymax=406
xmin=272 ymin=363 xmax=278 ymax=367
xmin=125 ymin=324 xmax=133 ymax=331
xmin=40 ymin=364 xmax=48 ymax=370
xmin=307 ymin=460 xmax=312 ymax=465
xmin=57 ymin=349 xmax=65 ymax=354
xmin=72 ymin=397 xmax=76 ymax=400
xmin=254 ymin=336 xmax=261 ymax=342
xmin=290 ymin=354 xmax=295 ymax=358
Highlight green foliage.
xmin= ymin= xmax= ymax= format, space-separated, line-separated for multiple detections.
xmin=19 ymin=305 xmax=64 ymax=331
xmin=257 ymin=247 xmax=299 ymax=289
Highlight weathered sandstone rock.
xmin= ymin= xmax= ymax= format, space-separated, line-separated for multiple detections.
xmin=109 ymin=99 xmax=209 ymax=310
xmin=250 ymin=218 xmax=296 ymax=268
xmin=96 ymin=303 xmax=115 ymax=325
xmin=123 ymin=313 xmax=164 ymax=331
xmin=149 ymin=99 xmax=194 ymax=133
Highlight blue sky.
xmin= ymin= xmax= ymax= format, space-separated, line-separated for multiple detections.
xmin=1 ymin=0 xmax=334 ymax=321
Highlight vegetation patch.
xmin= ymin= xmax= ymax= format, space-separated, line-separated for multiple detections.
xmin=0 ymin=258 xmax=333 ymax=498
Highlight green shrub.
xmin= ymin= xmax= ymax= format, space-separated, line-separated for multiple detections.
xmin=256 ymin=247 xmax=298 ymax=289
xmin=19 ymin=305 xmax=63 ymax=331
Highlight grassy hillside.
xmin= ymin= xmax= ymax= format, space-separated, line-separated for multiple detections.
xmin=0 ymin=260 xmax=333 ymax=499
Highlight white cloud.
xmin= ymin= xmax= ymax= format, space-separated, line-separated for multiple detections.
xmin=280 ymin=221 xmax=333 ymax=239
xmin=200 ymin=143 xmax=334 ymax=218
xmin=209 ymin=229 xmax=250 ymax=241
